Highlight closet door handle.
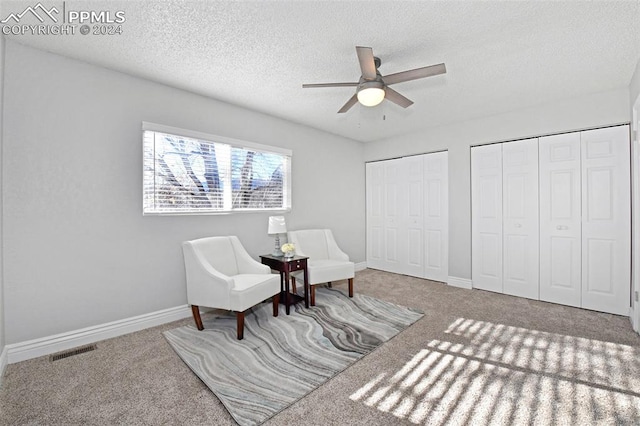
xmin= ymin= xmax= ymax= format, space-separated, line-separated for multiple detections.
xmin=514 ymin=223 xmax=522 ymax=228
xmin=556 ymin=225 xmax=569 ymax=230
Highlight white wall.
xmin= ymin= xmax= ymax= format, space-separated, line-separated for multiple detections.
xmin=364 ymin=88 xmax=631 ymax=281
xmin=2 ymin=40 xmax=365 ymax=344
xmin=631 ymin=60 xmax=640 ymax=107
xmin=630 ymin=58 xmax=640 ymax=332
xmin=0 ymin=33 xmax=6 ymax=371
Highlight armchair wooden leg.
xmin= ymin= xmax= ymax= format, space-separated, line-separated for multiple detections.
xmin=236 ymin=311 xmax=245 ymax=340
xmin=311 ymin=286 xmax=316 ymax=306
xmin=348 ymin=278 xmax=354 ymax=297
xmin=291 ymin=276 xmax=297 ymax=294
xmin=273 ymin=293 xmax=280 ymax=317
xmin=327 ymin=282 xmax=332 ymax=288
xmin=192 ymin=305 xmax=204 ymax=330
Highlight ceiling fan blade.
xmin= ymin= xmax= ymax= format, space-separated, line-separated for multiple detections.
xmin=383 ymin=63 xmax=446 ymax=85
xmin=338 ymin=94 xmax=358 ymax=113
xmin=384 ymin=87 xmax=414 ymax=108
xmin=302 ymin=82 xmax=358 ymax=88
xmin=356 ymin=46 xmax=377 ymax=80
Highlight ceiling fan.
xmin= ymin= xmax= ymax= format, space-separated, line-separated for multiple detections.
xmin=302 ymin=46 xmax=446 ymax=113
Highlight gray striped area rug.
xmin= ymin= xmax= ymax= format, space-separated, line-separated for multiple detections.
xmin=164 ymin=287 xmax=423 ymax=426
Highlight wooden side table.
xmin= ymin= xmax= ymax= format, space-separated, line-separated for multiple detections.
xmin=260 ymin=255 xmax=309 ymax=315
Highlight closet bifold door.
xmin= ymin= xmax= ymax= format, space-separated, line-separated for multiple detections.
xmin=366 ymin=153 xmax=448 ymax=281
xmin=471 ymin=144 xmax=503 ymax=292
xmin=424 ymin=152 xmax=449 ymax=283
xmin=580 ymin=125 xmax=630 ymax=316
xmin=539 ymin=132 xmax=582 ymax=308
xmin=502 ymin=139 xmax=539 ymax=300
xmin=366 ymin=157 xmax=415 ymax=276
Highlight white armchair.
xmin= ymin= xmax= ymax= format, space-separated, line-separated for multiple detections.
xmin=182 ymin=236 xmax=280 ymax=340
xmin=287 ymin=229 xmax=354 ymax=306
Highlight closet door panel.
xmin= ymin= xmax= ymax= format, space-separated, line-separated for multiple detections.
xmin=366 ymin=162 xmax=385 ymax=270
xmin=539 ymin=133 xmax=581 ymax=308
xmin=503 ymin=139 xmax=539 ymax=299
xmin=424 ymin=151 xmax=449 ymax=282
xmin=581 ymin=125 xmax=631 ymax=315
xmin=383 ymin=158 xmax=406 ymax=274
xmin=404 ymin=156 xmax=424 ymax=277
xmin=472 ymin=144 xmax=503 ymax=292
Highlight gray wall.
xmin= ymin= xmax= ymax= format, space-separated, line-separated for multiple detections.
xmin=363 ymin=88 xmax=631 ymax=281
xmin=3 ymin=40 xmax=365 ymax=344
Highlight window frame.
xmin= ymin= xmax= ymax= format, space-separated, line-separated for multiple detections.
xmin=142 ymin=122 xmax=292 ymax=216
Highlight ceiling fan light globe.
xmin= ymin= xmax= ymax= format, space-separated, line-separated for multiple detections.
xmin=357 ymin=87 xmax=385 ymax=107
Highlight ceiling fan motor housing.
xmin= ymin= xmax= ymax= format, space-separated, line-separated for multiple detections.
xmin=357 ymin=79 xmax=385 ymax=92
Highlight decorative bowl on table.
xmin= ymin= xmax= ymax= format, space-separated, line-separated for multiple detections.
xmin=281 ymin=243 xmax=295 ymax=258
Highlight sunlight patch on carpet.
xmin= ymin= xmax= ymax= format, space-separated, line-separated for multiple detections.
xmin=350 ymin=317 xmax=640 ymax=424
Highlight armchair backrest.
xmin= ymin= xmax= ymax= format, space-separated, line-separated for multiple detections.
xmin=288 ymin=229 xmax=349 ymax=261
xmin=187 ymin=236 xmax=240 ymax=276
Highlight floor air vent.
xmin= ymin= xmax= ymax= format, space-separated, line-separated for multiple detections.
xmin=49 ymin=344 xmax=97 ymax=362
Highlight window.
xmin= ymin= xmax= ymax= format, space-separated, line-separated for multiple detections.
xmin=143 ymin=123 xmax=291 ymax=215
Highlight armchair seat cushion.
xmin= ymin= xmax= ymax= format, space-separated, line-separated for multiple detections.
xmin=230 ymin=274 xmax=281 ymax=311
xmin=293 ymin=260 xmax=355 ymax=285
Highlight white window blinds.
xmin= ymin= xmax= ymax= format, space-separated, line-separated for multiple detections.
xmin=143 ymin=123 xmax=292 ymax=215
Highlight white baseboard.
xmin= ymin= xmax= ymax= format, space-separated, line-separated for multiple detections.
xmin=0 ymin=345 xmax=8 ymax=387
xmin=6 ymin=305 xmax=192 ymax=364
xmin=448 ymin=276 xmax=472 ymax=289
xmin=355 ymin=261 xmax=367 ymax=272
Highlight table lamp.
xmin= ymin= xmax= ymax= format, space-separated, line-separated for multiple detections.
xmin=268 ymin=216 xmax=287 ymax=257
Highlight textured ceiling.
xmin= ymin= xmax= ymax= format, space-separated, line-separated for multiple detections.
xmin=3 ymin=1 xmax=640 ymax=142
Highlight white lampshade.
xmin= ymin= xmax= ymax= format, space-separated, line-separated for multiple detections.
xmin=357 ymin=81 xmax=385 ymax=107
xmin=268 ymin=216 xmax=287 ymax=235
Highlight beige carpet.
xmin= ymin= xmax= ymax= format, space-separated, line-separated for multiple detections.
xmin=1 ymin=269 xmax=639 ymax=425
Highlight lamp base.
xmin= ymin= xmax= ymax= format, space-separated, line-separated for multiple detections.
xmin=272 ymin=235 xmax=283 ymax=257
